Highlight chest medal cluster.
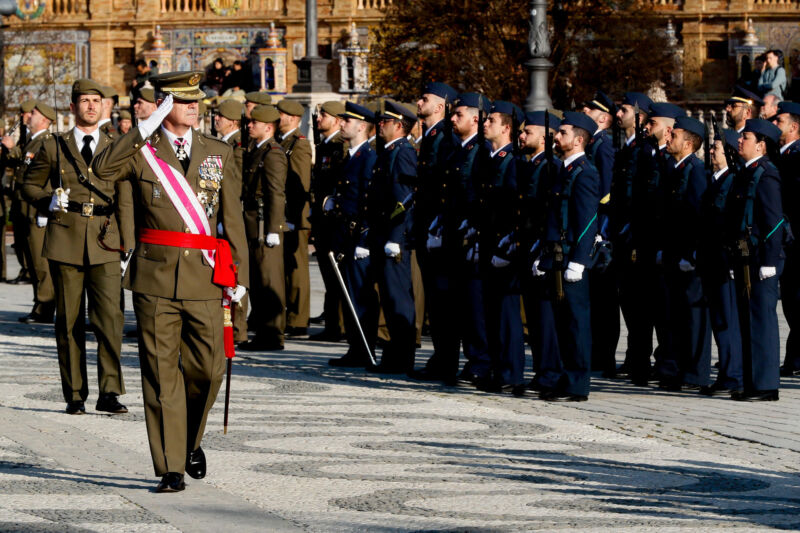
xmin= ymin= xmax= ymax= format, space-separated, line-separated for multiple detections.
xmin=197 ymin=155 xmax=223 ymax=218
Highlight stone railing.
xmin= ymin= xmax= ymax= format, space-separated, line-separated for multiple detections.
xmin=356 ymin=0 xmax=392 ymax=9
xmin=50 ymin=0 xmax=86 ymax=16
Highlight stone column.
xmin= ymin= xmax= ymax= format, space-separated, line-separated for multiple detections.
xmin=292 ymin=0 xmax=332 ymax=93
xmin=524 ymin=0 xmax=552 ymax=112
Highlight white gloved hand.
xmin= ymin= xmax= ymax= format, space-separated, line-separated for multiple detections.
xmin=120 ymin=253 xmax=132 ymax=275
xmin=656 ymin=250 xmax=663 ymax=265
xmin=532 ymin=259 xmax=545 ymax=277
xmin=759 ymin=266 xmax=777 ymax=280
xmin=49 ymin=188 xmax=70 ymax=212
xmin=355 ymin=246 xmax=370 ymax=260
xmin=491 ymin=255 xmax=510 ymax=268
xmin=678 ymin=258 xmax=695 ymax=272
xmin=137 ymin=94 xmax=173 ymax=139
xmin=36 ymin=215 xmax=48 ymax=228
xmin=225 ymin=284 xmax=247 ymax=303
xmin=265 ymin=232 xmax=280 ymax=247
xmin=563 ymin=261 xmax=585 ymax=283
xmin=217 ymin=222 xmax=224 ymax=236
xmin=729 ymin=269 xmax=735 ymax=280
xmin=426 ymin=233 xmax=442 ymax=250
xmin=323 ymin=196 xmax=335 ymax=212
xmin=285 ymin=222 xmax=296 ymax=231
xmin=594 ymin=234 xmax=603 ymax=244
xmin=384 ymin=241 xmax=401 ymax=257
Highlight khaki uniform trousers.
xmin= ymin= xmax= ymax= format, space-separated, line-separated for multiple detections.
xmin=27 ymin=222 xmax=55 ymax=316
xmin=284 ymin=228 xmax=310 ymax=329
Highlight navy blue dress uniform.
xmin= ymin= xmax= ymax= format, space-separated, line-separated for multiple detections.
xmin=519 ymin=111 xmax=561 ymax=389
xmin=538 ymin=112 xmax=600 ymax=400
xmin=658 ymin=116 xmax=711 ymax=390
xmin=697 ymin=130 xmax=744 ymax=395
xmin=477 ymin=101 xmax=526 ymax=391
xmin=367 ymin=100 xmax=418 ymax=372
xmin=326 ymin=102 xmax=380 ymax=366
xmin=583 ymin=91 xmax=618 ymax=375
xmin=728 ymin=119 xmax=787 ymax=400
xmin=775 ymin=102 xmax=800 ymax=376
xmin=411 ymin=82 xmax=460 ymax=379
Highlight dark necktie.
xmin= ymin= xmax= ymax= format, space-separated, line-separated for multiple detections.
xmin=81 ymin=136 xmax=93 ymax=166
xmin=175 ymin=137 xmax=189 ymax=173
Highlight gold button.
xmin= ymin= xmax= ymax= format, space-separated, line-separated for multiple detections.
xmin=184 ymin=250 xmax=189 ymax=256
xmin=185 ymin=228 xmax=191 ymax=233
xmin=90 ymin=197 xmax=95 ymax=202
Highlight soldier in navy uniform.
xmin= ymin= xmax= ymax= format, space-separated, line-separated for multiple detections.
xmin=581 ymin=91 xmax=617 ymax=377
xmin=728 ymin=119 xmax=787 ymax=401
xmin=366 ymin=100 xmax=418 ymax=373
xmin=518 ymin=110 xmax=561 ymax=393
xmin=473 ymin=101 xmax=525 ymax=394
xmin=408 ymin=82 xmax=461 ymax=381
xmin=658 ymin=116 xmax=711 ymax=391
xmin=698 ymin=130 xmax=744 ymax=396
xmin=773 ymin=101 xmax=800 ymax=377
xmin=326 ymin=102 xmax=379 ymax=367
xmin=537 ymin=112 xmax=600 ymax=401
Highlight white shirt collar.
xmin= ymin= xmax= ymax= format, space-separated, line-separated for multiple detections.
xmin=713 ymin=168 xmax=728 ymax=181
xmin=736 ymin=126 xmax=745 ymax=134
xmin=461 ymin=132 xmax=478 ymax=147
xmin=281 ymin=127 xmax=298 ymax=141
xmin=424 ymin=121 xmax=440 ymax=138
xmin=161 ymin=126 xmax=193 ymax=157
xmin=368 ymin=134 xmax=376 ymax=144
xmin=531 ymin=151 xmax=545 ymax=163
xmin=413 ymin=134 xmax=422 ymax=144
xmin=72 ymin=127 xmax=100 ymax=153
xmin=222 ymin=128 xmax=240 ymax=143
xmin=30 ymin=129 xmax=46 ymax=141
xmin=384 ymin=136 xmax=403 ymax=150
xmin=348 ymin=139 xmax=368 ymax=157
xmin=323 ymin=131 xmax=338 ymax=144
xmin=490 ymin=143 xmax=512 ymax=158
xmin=674 ymin=154 xmax=691 ymax=168
xmin=256 ymin=137 xmax=270 ymax=148
xmin=745 ymin=155 xmax=763 ymax=167
xmin=563 ymin=151 xmax=585 ymax=167
xmin=781 ymin=139 xmax=797 ymax=154
xmin=658 ymin=144 xmax=666 ymax=151
xmin=625 ymin=133 xmax=636 ymax=146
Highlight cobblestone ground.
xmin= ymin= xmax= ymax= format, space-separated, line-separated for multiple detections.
xmin=1 ymin=251 xmax=799 ymax=532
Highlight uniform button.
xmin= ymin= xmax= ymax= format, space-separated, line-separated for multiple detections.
xmin=185 ymin=228 xmax=191 ymax=233
xmin=90 ymin=197 xmax=95 ymax=202
xmin=184 ymin=250 xmax=189 ymax=257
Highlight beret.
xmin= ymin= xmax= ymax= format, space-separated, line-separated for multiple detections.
xmin=277 ymin=99 xmax=305 ymax=117
xmin=673 ymin=116 xmax=706 ymax=139
xmin=743 ymin=118 xmax=781 ymax=144
xmin=524 ymin=110 xmax=561 ymax=129
xmin=33 ymin=101 xmax=56 ymax=121
xmin=71 ymin=79 xmax=105 ymax=99
xmin=218 ymin=99 xmax=244 ymax=121
xmin=453 ymin=92 xmax=490 ymax=113
xmin=777 ymin=101 xmax=800 ymax=117
xmin=621 ymin=92 xmax=653 ymax=115
xmin=100 ymin=85 xmax=118 ymax=99
xmin=118 ymin=109 xmax=132 ymax=120
xmin=423 ymin=82 xmax=458 ymax=103
xmin=21 ymin=99 xmax=37 ymax=113
xmin=138 ymin=88 xmax=155 ymax=103
xmin=339 ymin=101 xmax=374 ymax=122
xmin=251 ymin=104 xmax=280 ymax=123
xmin=320 ymin=100 xmax=345 ymax=117
xmin=245 ymin=91 xmax=272 ymax=105
xmin=649 ymin=102 xmax=685 ymax=120
xmin=561 ymin=111 xmax=598 ymax=137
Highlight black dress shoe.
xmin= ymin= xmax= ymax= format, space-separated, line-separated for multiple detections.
xmin=96 ymin=394 xmax=128 ymax=414
xmin=511 ymin=384 xmax=527 ymax=397
xmin=475 ymin=376 xmax=501 ymax=393
xmin=601 ymin=369 xmax=617 ymax=379
xmin=682 ymin=383 xmax=702 ymax=391
xmin=699 ymin=382 xmax=741 ymax=397
xmin=285 ymin=326 xmax=308 ymax=337
xmin=780 ymin=366 xmax=800 ymax=377
xmin=615 ymin=363 xmax=630 ymax=379
xmin=630 ymin=376 xmax=650 ymax=387
xmin=407 ymin=367 xmax=445 ymax=382
xmin=732 ymin=390 xmax=779 ymax=402
xmin=156 ymin=472 xmax=185 ymax=493
xmin=309 ymin=313 xmax=325 ymax=325
xmin=185 ymin=447 xmax=206 ymax=479
xmin=658 ymin=378 xmax=683 ymax=392
xmin=238 ymin=338 xmax=284 ymax=351
xmin=18 ymin=312 xmax=54 ymax=324
xmin=526 ymin=379 xmax=542 ymax=392
xmin=328 ymin=355 xmax=368 ymax=368
xmin=456 ymin=371 xmax=478 ymax=386
xmin=309 ymin=330 xmax=343 ymax=342
xmin=540 ymin=390 xmax=588 ymax=402
xmin=65 ymin=401 xmax=86 ymax=414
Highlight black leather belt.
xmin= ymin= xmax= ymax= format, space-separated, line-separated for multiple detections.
xmin=66 ymin=201 xmax=114 ymax=217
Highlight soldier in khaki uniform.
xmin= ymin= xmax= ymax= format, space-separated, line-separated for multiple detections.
xmin=98 ymin=86 xmax=118 ymax=140
xmin=133 ymin=88 xmax=157 ymax=122
xmin=244 ymin=91 xmax=272 ymax=119
xmin=92 ymin=71 xmax=249 ymax=493
xmin=22 ymin=79 xmax=126 ymax=416
xmin=215 ymin=99 xmax=248 ymax=343
xmin=117 ymin=110 xmax=132 ymax=135
xmin=238 ymin=104 xmax=288 ymax=351
xmin=276 ymin=99 xmax=312 ymax=336
xmin=2 ymin=101 xmax=57 ymax=323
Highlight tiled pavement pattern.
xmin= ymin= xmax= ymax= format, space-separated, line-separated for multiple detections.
xmin=0 ymin=253 xmax=799 ymax=532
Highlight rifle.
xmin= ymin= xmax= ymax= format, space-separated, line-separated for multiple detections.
xmin=210 ymin=107 xmax=218 ymax=137
xmin=240 ymin=110 xmax=249 ymax=149
xmin=737 ymin=238 xmax=752 ymax=300
xmin=633 ymin=101 xmax=642 ymax=146
xmin=50 ymin=57 xmax=62 ymax=190
xmin=311 ymin=105 xmax=321 ymax=145
xmin=711 ymin=113 xmax=737 ymax=175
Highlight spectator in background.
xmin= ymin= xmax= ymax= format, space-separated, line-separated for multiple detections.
xmin=131 ymin=59 xmax=151 ymax=90
xmin=222 ymin=60 xmax=252 ymax=94
xmin=204 ymin=57 xmax=226 ymax=97
xmin=759 ymin=49 xmax=787 ymax=100
xmin=117 ymin=110 xmax=132 ymax=134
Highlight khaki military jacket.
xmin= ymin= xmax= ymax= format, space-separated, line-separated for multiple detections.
xmin=242 ymin=138 xmax=287 ymax=241
xmin=279 ymin=129 xmax=312 ymax=230
xmin=23 ymin=129 xmax=121 ymax=266
xmin=9 ymin=130 xmax=52 ymax=221
xmin=92 ymin=128 xmax=249 ymax=300
xmin=225 ymin=129 xmax=244 ymax=175
xmin=100 ymin=121 xmax=117 ymax=141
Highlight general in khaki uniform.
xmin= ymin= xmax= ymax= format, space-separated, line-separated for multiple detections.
xmin=92 ymin=72 xmax=249 ymax=492
xmin=239 ymin=104 xmax=288 ymax=350
xmin=22 ymin=79 xmax=126 ymax=415
xmin=277 ymin=99 xmax=312 ymax=334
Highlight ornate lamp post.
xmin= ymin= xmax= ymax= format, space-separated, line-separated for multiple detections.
xmin=292 ymin=0 xmax=332 ymax=93
xmin=524 ymin=0 xmax=553 ymax=111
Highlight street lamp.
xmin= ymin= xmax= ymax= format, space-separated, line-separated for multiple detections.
xmin=524 ymin=0 xmax=553 ymax=111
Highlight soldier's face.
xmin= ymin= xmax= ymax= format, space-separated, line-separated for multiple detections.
xmin=340 ymin=117 xmax=364 ymax=142
xmin=709 ymin=140 xmax=727 ymax=170
xmin=416 ymin=93 xmax=442 ymax=119
xmin=134 ymin=98 xmax=157 ymax=120
xmin=119 ymin=119 xmax=132 ymax=134
xmin=483 ymin=113 xmax=508 ymax=142
xmin=616 ymin=104 xmax=635 ymax=130
xmin=738 ymin=132 xmax=762 ymax=160
xmin=162 ymin=98 xmax=198 ymax=130
xmin=522 ymin=124 xmax=543 ymax=152
xmin=727 ymin=102 xmax=749 ymax=126
xmin=451 ymin=106 xmax=477 ymax=137
xmin=317 ymin=111 xmax=339 ymax=133
xmin=645 ymin=116 xmax=673 ymax=144
xmin=775 ymin=113 xmax=798 ymax=144
xmin=378 ymin=118 xmax=401 ymax=141
xmin=248 ymin=119 xmax=271 ymax=141
xmin=21 ymin=110 xmax=32 ymax=125
xmin=28 ymin=108 xmax=49 ymax=132
xmin=215 ymin=114 xmax=237 ymax=135
xmin=554 ymin=125 xmax=577 ymax=154
xmin=70 ymin=94 xmax=102 ymax=127
xmin=666 ymin=128 xmax=687 ymax=156
xmin=583 ymin=107 xmax=609 ymax=127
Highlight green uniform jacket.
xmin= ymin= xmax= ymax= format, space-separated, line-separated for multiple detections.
xmin=9 ymin=130 xmax=52 ymax=222
xmin=91 ymin=128 xmax=249 ymax=300
xmin=280 ymin=129 xmax=312 ymax=230
xmin=22 ymin=129 xmax=121 ymax=266
xmin=242 ymin=138 xmax=287 ymax=239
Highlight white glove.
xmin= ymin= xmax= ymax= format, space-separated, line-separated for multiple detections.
xmin=729 ymin=269 xmax=735 ymax=280
xmin=678 ymin=258 xmax=695 ymax=272
xmin=594 ymin=234 xmax=603 ymax=244
xmin=265 ymin=232 xmax=280 ymax=247
xmin=384 ymin=241 xmax=401 ymax=257
xmin=564 ymin=261 xmax=585 ymax=282
xmin=532 ymin=259 xmax=545 ymax=277
xmin=656 ymin=250 xmax=663 ymax=265
xmin=491 ymin=255 xmax=510 ymax=268
xmin=285 ymin=222 xmax=296 ymax=231
xmin=216 ymin=222 xmax=224 ymax=236
xmin=759 ymin=266 xmax=777 ymax=280
xmin=36 ymin=215 xmax=48 ymax=228
xmin=225 ymin=284 xmax=247 ymax=303
xmin=323 ymin=197 xmax=335 ymax=212
xmin=49 ymin=188 xmax=70 ymax=212
xmin=120 ymin=253 xmax=132 ymax=275
xmin=137 ymin=94 xmax=173 ymax=139
xmin=466 ymin=243 xmax=479 ymax=263
xmin=355 ymin=246 xmax=370 ymax=260
xmin=426 ymin=233 xmax=442 ymax=250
